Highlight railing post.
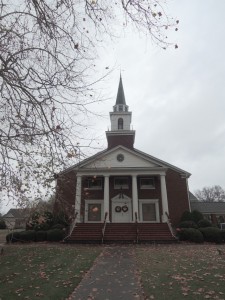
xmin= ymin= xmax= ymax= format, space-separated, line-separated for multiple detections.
xmin=104 ymin=175 xmax=109 ymax=222
xmin=132 ymin=175 xmax=139 ymax=222
xmin=102 ymin=212 xmax=108 ymax=244
xmin=160 ymin=174 xmax=169 ymax=223
xmin=135 ymin=212 xmax=139 ymax=244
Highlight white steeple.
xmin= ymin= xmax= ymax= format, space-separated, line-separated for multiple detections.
xmin=110 ymin=75 xmax=132 ymax=131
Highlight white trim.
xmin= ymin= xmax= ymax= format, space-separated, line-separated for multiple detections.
xmin=60 ymin=145 xmax=190 ymax=177
xmin=85 ymin=199 xmax=104 ymax=223
xmin=139 ymin=199 xmax=160 ymax=223
xmin=76 ymin=169 xmax=167 ymax=176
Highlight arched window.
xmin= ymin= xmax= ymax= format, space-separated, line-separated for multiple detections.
xmin=118 ymin=118 xmax=123 ymax=130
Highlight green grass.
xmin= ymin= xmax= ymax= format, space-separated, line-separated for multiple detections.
xmin=0 ymin=244 xmax=102 ymax=299
xmin=136 ymin=244 xmax=225 ymax=300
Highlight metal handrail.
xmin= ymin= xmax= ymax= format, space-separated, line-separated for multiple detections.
xmin=63 ymin=212 xmax=78 ymax=241
xmin=135 ymin=212 xmax=139 ymax=244
xmin=101 ymin=212 xmax=108 ymax=244
xmin=165 ymin=212 xmax=177 ymax=239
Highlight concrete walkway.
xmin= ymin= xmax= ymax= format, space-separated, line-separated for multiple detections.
xmin=69 ymin=245 xmax=144 ymax=300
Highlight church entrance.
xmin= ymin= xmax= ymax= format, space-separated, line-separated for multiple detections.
xmin=111 ymin=195 xmax=132 ymax=223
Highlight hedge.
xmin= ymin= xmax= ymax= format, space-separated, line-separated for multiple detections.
xmin=198 ymin=219 xmax=212 ymax=228
xmin=199 ymin=227 xmax=222 ymax=243
xmin=178 ymin=228 xmax=204 ymax=243
xmin=6 ymin=229 xmax=64 ymax=243
xmin=36 ymin=230 xmax=47 ymax=242
xmin=19 ymin=230 xmax=36 ymax=242
xmin=178 ymin=221 xmax=198 ymax=229
xmin=47 ymin=229 xmax=64 ymax=242
xmin=6 ymin=232 xmax=21 ymax=243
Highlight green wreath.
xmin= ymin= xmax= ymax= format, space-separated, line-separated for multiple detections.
xmin=122 ymin=205 xmax=128 ymax=212
xmin=115 ymin=206 xmax=121 ymax=212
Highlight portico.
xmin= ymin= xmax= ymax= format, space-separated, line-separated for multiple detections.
xmin=74 ymin=168 xmax=170 ymax=224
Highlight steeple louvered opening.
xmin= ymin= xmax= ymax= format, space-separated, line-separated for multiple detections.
xmin=118 ymin=118 xmax=123 ymax=130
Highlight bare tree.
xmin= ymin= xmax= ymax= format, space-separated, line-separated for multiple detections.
xmin=0 ymin=0 xmax=178 ymax=206
xmin=195 ymin=185 xmax=225 ymax=202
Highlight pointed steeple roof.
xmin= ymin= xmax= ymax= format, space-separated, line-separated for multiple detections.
xmin=116 ymin=75 xmax=126 ymax=105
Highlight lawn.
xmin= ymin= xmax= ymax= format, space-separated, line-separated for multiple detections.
xmin=0 ymin=244 xmax=102 ymax=300
xmin=136 ymin=244 xmax=225 ymax=300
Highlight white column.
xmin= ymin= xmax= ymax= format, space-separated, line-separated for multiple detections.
xmin=75 ymin=175 xmax=82 ymax=222
xmin=132 ymin=175 xmax=139 ymax=222
xmin=104 ymin=175 xmax=110 ymax=222
xmin=160 ymin=174 xmax=169 ymax=223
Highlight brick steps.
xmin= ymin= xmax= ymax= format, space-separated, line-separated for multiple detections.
xmin=66 ymin=223 xmax=176 ymax=243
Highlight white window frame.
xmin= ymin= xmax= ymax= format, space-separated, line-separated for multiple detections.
xmin=139 ymin=199 xmax=160 ymax=223
xmin=140 ymin=177 xmax=155 ymax=189
xmin=85 ymin=200 xmax=104 ymax=223
xmin=114 ymin=177 xmax=129 ymax=189
xmin=87 ymin=178 xmax=102 ymax=190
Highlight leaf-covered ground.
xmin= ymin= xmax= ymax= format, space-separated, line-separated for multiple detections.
xmin=136 ymin=244 xmax=225 ymax=300
xmin=0 ymin=244 xmax=101 ymax=299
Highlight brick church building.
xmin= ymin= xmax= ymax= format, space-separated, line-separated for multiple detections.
xmin=55 ymin=76 xmax=191 ymax=242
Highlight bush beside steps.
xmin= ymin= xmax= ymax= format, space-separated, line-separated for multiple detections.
xmin=6 ymin=229 xmax=64 ymax=243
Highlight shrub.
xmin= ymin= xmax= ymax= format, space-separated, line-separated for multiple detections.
xmin=178 ymin=221 xmax=198 ymax=229
xmin=0 ymin=219 xmax=6 ymax=229
xmin=198 ymin=219 xmax=212 ymax=228
xmin=192 ymin=210 xmax=204 ymax=224
xmin=180 ymin=211 xmax=193 ymax=222
xmin=36 ymin=230 xmax=47 ymax=242
xmin=53 ymin=212 xmax=70 ymax=227
xmin=47 ymin=229 xmax=64 ymax=242
xmin=19 ymin=230 xmax=36 ymax=242
xmin=199 ymin=227 xmax=222 ymax=243
xmin=178 ymin=228 xmax=204 ymax=243
xmin=43 ymin=211 xmax=54 ymax=226
xmin=34 ymin=223 xmax=50 ymax=231
xmin=6 ymin=231 xmax=21 ymax=243
xmin=51 ymin=223 xmax=65 ymax=230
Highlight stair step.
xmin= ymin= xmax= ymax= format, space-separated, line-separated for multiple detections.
xmin=67 ymin=222 xmax=176 ymax=243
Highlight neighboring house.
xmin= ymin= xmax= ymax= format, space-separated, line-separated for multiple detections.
xmin=2 ymin=208 xmax=30 ymax=229
xmin=190 ymin=201 xmax=225 ymax=224
xmin=55 ymin=76 xmax=191 ymax=242
xmin=189 ymin=191 xmax=198 ymax=202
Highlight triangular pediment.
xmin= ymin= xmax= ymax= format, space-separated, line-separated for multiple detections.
xmin=79 ymin=146 xmax=163 ymax=170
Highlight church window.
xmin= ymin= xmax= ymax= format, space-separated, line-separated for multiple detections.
xmin=118 ymin=118 xmax=123 ymax=129
xmin=140 ymin=177 xmax=155 ymax=189
xmin=87 ymin=178 xmax=102 ymax=189
xmin=114 ymin=177 xmax=129 ymax=189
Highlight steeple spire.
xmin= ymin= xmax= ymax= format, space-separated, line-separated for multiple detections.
xmin=116 ymin=74 xmax=126 ymax=105
xmin=106 ymin=75 xmax=135 ymax=149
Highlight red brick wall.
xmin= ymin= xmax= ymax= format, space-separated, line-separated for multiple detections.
xmin=54 ymin=170 xmax=76 ymax=217
xmin=107 ymin=135 xmax=134 ymax=149
xmin=166 ymin=169 xmax=190 ymax=226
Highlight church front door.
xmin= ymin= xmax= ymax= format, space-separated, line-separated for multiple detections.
xmin=111 ymin=199 xmax=132 ymax=223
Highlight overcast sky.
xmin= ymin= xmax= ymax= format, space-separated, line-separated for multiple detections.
xmin=88 ymin=0 xmax=225 ymax=193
